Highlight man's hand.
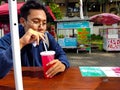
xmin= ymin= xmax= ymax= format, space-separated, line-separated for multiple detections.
xmin=20 ymin=28 xmax=45 ymax=49
xmin=45 ymin=59 xmax=66 ymax=78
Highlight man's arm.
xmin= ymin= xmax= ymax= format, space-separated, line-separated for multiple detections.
xmin=0 ymin=47 xmax=13 ymax=78
xmin=0 ymin=34 xmax=13 ymax=78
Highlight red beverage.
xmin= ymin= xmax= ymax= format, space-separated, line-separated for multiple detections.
xmin=40 ymin=51 xmax=55 ymax=78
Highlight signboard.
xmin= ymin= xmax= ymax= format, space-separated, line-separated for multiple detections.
xmin=107 ymin=28 xmax=118 ymax=38
xmin=58 ymin=38 xmax=77 ymax=48
xmin=77 ymin=28 xmax=91 ymax=51
xmin=57 ymin=21 xmax=89 ymax=29
xmin=103 ymin=28 xmax=120 ymax=51
xmin=107 ymin=39 xmax=120 ymax=51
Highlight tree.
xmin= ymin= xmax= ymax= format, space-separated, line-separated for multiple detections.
xmin=84 ymin=0 xmax=109 ymax=13
xmin=49 ymin=2 xmax=63 ymax=20
xmin=97 ymin=0 xmax=109 ymax=12
xmin=84 ymin=0 xmax=89 ymax=16
xmin=43 ymin=0 xmax=63 ymax=20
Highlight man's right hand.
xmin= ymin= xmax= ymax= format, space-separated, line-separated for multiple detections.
xmin=20 ymin=28 xmax=45 ymax=49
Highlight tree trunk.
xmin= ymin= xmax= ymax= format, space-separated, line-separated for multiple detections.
xmin=84 ymin=0 xmax=88 ymax=16
xmin=65 ymin=0 xmax=68 ymax=16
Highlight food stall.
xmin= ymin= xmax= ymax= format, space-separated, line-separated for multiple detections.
xmin=55 ymin=19 xmax=91 ymax=53
xmin=103 ymin=28 xmax=120 ymax=51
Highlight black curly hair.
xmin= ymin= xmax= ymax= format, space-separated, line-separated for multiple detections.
xmin=20 ymin=0 xmax=49 ymax=21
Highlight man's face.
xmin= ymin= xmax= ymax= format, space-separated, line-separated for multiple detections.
xmin=21 ymin=9 xmax=47 ymax=34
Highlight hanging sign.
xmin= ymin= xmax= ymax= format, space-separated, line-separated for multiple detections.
xmin=57 ymin=21 xmax=89 ymax=29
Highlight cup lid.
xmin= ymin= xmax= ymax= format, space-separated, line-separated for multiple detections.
xmin=40 ymin=51 xmax=55 ymax=56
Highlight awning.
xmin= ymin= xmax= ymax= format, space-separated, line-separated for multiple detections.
xmin=0 ymin=2 xmax=56 ymax=22
xmin=46 ymin=6 xmax=56 ymax=21
xmin=0 ymin=2 xmax=24 ymax=15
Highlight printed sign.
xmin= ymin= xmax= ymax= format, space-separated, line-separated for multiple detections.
xmin=77 ymin=28 xmax=91 ymax=51
xmin=57 ymin=21 xmax=89 ymax=29
xmin=107 ymin=39 xmax=120 ymax=50
xmin=58 ymin=38 xmax=77 ymax=48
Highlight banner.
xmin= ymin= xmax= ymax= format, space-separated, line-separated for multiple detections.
xmin=57 ymin=21 xmax=89 ymax=29
xmin=77 ymin=28 xmax=91 ymax=51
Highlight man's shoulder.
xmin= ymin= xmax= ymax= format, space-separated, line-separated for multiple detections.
xmin=19 ymin=24 xmax=25 ymax=37
xmin=45 ymin=31 xmax=54 ymax=38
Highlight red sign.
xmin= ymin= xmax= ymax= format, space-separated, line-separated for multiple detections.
xmin=107 ymin=39 xmax=120 ymax=50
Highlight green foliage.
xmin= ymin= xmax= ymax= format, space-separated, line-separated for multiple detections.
xmin=91 ymin=34 xmax=103 ymax=50
xmin=58 ymin=34 xmax=64 ymax=38
xmin=91 ymin=34 xmax=103 ymax=40
xmin=49 ymin=3 xmax=63 ymax=20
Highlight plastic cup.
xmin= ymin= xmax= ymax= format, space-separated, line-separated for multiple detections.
xmin=40 ymin=51 xmax=55 ymax=78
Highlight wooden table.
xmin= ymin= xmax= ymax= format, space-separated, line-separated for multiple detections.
xmin=0 ymin=67 xmax=120 ymax=90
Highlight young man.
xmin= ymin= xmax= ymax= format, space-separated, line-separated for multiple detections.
xmin=0 ymin=0 xmax=70 ymax=78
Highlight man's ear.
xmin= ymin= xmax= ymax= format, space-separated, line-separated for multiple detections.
xmin=19 ymin=17 xmax=26 ymax=27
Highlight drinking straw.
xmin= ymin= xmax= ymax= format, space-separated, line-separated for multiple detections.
xmin=43 ymin=41 xmax=47 ymax=51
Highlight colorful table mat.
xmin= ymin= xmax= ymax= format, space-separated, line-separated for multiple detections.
xmin=79 ymin=66 xmax=120 ymax=77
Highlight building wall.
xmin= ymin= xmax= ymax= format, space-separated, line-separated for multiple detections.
xmin=55 ymin=0 xmax=120 ymax=17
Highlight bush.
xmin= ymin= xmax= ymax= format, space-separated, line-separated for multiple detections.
xmin=49 ymin=3 xmax=63 ymax=20
xmin=91 ymin=34 xmax=103 ymax=40
xmin=91 ymin=34 xmax=103 ymax=51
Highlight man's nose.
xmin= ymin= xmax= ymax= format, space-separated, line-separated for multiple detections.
xmin=38 ymin=24 xmax=44 ymax=29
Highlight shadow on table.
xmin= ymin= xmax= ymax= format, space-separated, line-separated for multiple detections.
xmin=22 ymin=70 xmax=44 ymax=79
xmin=0 ymin=85 xmax=15 ymax=90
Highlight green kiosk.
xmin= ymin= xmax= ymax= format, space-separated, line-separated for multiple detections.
xmin=55 ymin=19 xmax=91 ymax=53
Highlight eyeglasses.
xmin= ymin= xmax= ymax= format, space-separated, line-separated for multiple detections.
xmin=26 ymin=19 xmax=47 ymax=27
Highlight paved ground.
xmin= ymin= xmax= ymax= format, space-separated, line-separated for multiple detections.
xmin=65 ymin=49 xmax=120 ymax=67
